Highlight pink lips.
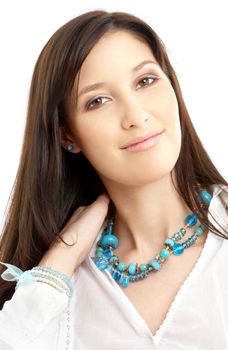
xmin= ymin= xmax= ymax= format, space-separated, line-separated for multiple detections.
xmin=121 ymin=130 xmax=164 ymax=152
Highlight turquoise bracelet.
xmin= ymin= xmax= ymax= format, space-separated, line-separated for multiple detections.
xmin=0 ymin=262 xmax=74 ymax=298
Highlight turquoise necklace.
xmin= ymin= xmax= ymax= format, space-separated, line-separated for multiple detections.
xmin=94 ymin=190 xmax=212 ymax=288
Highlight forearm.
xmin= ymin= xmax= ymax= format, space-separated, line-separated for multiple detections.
xmin=0 ymin=282 xmax=68 ymax=347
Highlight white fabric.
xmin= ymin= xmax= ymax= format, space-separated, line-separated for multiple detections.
xmin=0 ymin=184 xmax=227 ymax=350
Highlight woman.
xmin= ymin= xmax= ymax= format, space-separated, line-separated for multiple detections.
xmin=0 ymin=9 xmax=227 ymax=350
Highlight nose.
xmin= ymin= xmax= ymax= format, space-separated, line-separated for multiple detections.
xmin=121 ymin=97 xmax=150 ymax=129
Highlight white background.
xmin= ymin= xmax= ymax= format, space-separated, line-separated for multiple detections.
xmin=0 ymin=0 xmax=227 ymax=231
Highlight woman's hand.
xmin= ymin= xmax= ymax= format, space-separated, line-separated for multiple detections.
xmin=38 ymin=193 xmax=110 ymax=277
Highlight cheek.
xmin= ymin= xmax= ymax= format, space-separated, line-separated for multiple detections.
xmin=162 ymin=86 xmax=181 ymax=137
xmin=157 ymin=85 xmax=182 ymax=159
xmin=74 ymin=120 xmax=115 ymax=163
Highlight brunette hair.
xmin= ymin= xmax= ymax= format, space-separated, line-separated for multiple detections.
xmin=0 ymin=10 xmax=227 ymax=310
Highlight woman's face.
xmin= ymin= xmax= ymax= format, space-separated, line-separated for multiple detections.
xmin=65 ymin=30 xmax=181 ymax=188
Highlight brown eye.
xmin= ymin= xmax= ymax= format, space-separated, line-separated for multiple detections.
xmin=86 ymin=97 xmax=109 ymax=111
xmin=138 ymin=76 xmax=157 ymax=88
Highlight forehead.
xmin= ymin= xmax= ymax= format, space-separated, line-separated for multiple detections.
xmin=78 ymin=30 xmax=159 ymax=83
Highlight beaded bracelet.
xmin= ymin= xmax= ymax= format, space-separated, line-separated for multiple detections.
xmin=29 ymin=270 xmax=69 ymax=291
xmin=0 ymin=262 xmax=74 ymax=298
xmin=28 ymin=266 xmax=73 ymax=298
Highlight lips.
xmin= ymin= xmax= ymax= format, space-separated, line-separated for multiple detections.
xmin=120 ymin=130 xmax=164 ymax=149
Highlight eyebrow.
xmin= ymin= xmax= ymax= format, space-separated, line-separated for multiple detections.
xmin=78 ymin=59 xmax=157 ymax=98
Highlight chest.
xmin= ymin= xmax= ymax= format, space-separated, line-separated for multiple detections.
xmin=119 ymin=247 xmax=203 ymax=337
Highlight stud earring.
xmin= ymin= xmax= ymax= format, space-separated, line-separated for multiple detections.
xmin=67 ymin=144 xmax=74 ymax=152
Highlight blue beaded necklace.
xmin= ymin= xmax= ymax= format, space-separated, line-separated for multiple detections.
xmin=94 ymin=190 xmax=212 ymax=288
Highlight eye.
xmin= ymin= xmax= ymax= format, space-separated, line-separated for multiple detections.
xmin=137 ymin=75 xmax=158 ymax=88
xmin=85 ymin=96 xmax=110 ymax=111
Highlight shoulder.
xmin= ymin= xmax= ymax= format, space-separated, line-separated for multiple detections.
xmin=209 ymin=183 xmax=228 ymax=211
xmin=209 ymin=183 xmax=228 ymax=198
xmin=208 ymin=183 xmax=228 ymax=234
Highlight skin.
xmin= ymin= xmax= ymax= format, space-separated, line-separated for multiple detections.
xmin=61 ymin=30 xmax=206 ymax=264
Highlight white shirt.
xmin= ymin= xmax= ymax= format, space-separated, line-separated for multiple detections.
xmin=0 ymin=184 xmax=227 ymax=350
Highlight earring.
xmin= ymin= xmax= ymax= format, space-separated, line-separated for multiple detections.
xmin=67 ymin=144 xmax=74 ymax=152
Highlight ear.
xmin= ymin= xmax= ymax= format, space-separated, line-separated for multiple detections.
xmin=59 ymin=125 xmax=81 ymax=154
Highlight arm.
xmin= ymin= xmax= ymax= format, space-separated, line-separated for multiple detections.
xmin=0 ymin=282 xmax=68 ymax=348
xmin=0 ymin=193 xmax=109 ymax=348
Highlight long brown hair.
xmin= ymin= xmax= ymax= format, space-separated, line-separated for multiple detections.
xmin=0 ymin=10 xmax=227 ymax=310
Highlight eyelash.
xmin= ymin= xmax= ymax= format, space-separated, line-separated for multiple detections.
xmin=85 ymin=75 xmax=158 ymax=111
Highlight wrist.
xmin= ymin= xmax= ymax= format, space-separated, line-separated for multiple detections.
xmin=38 ymin=249 xmax=77 ymax=279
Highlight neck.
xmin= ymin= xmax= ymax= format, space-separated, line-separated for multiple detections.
xmin=103 ymin=173 xmax=200 ymax=260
